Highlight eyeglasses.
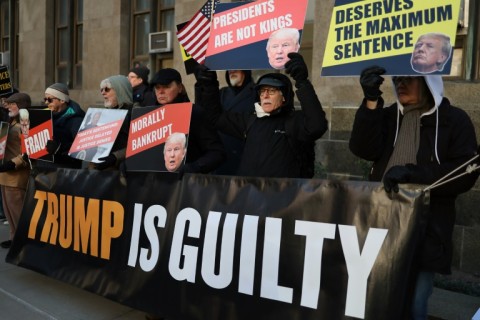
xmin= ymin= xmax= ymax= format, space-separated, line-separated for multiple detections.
xmin=258 ymin=87 xmax=280 ymax=96
xmin=100 ymin=87 xmax=112 ymax=93
xmin=392 ymin=76 xmax=416 ymax=85
xmin=44 ymin=97 xmax=60 ymax=103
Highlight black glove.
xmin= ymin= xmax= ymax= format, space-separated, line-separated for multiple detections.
xmin=383 ymin=165 xmax=413 ymax=193
xmin=285 ymin=52 xmax=308 ymax=87
xmin=0 ymin=160 xmax=15 ymax=172
xmin=94 ymin=154 xmax=117 ymax=170
xmin=46 ymin=140 xmax=61 ymax=155
xmin=194 ymin=65 xmax=217 ymax=84
xmin=21 ymin=153 xmax=33 ymax=169
xmin=360 ymin=66 xmax=386 ymax=101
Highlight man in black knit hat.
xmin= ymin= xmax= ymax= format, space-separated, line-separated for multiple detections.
xmin=128 ymin=64 xmax=156 ymax=107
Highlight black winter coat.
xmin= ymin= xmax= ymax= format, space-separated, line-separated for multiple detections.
xmin=350 ymin=97 xmax=479 ymax=274
xmin=196 ymin=74 xmax=257 ymax=175
xmin=133 ymin=83 xmax=156 ymax=107
xmin=52 ymin=100 xmax=85 ymax=168
xmin=199 ymin=75 xmax=328 ymax=178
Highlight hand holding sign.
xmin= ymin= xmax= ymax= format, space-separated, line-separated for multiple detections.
xmin=46 ymin=140 xmax=61 ymax=155
xmin=194 ymin=65 xmax=218 ymax=84
xmin=360 ymin=66 xmax=386 ymax=101
xmin=285 ymin=52 xmax=308 ymax=88
xmin=94 ymin=154 xmax=117 ymax=170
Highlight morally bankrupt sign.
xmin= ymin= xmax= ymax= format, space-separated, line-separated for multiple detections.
xmin=7 ymin=170 xmax=427 ymax=319
xmin=126 ymin=103 xmax=192 ymax=172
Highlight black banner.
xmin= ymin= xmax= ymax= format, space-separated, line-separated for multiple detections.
xmin=6 ymin=169 xmax=428 ymax=319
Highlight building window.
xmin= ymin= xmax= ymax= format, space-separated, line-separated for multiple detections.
xmin=158 ymin=0 xmax=174 ymax=31
xmin=129 ymin=0 xmax=174 ymax=69
xmin=55 ymin=0 xmax=83 ymax=88
xmin=154 ymin=0 xmax=174 ymax=69
xmin=0 ymin=0 xmax=9 ymax=52
xmin=131 ymin=0 xmax=152 ymax=67
xmin=74 ymin=0 xmax=83 ymax=88
xmin=0 ymin=0 xmax=18 ymax=87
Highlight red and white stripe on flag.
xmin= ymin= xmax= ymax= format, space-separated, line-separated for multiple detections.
xmin=176 ymin=0 xmax=219 ymax=64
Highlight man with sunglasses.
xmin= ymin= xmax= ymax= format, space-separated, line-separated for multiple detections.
xmin=44 ymin=82 xmax=85 ymax=169
xmin=350 ymin=66 xmax=479 ymax=319
xmin=196 ymin=52 xmax=328 ymax=178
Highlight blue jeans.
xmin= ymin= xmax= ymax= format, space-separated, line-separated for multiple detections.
xmin=411 ymin=271 xmax=434 ymax=320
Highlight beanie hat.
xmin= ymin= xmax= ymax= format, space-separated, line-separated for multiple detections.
xmin=130 ymin=65 xmax=150 ymax=84
xmin=5 ymin=92 xmax=32 ymax=109
xmin=45 ymin=83 xmax=70 ymax=102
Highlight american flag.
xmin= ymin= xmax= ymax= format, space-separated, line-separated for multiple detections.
xmin=176 ymin=0 xmax=220 ymax=64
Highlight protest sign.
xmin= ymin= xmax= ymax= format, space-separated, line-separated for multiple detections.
xmin=0 ymin=65 xmax=13 ymax=96
xmin=69 ymin=108 xmax=128 ymax=162
xmin=204 ymin=0 xmax=308 ymax=70
xmin=0 ymin=122 xmax=8 ymax=163
xmin=126 ymin=103 xmax=192 ymax=172
xmin=20 ymin=109 xmax=53 ymax=161
xmin=321 ymin=0 xmax=460 ymax=76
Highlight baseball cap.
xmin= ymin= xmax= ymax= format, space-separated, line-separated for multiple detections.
xmin=255 ymin=77 xmax=286 ymax=89
xmin=151 ymin=68 xmax=182 ymax=86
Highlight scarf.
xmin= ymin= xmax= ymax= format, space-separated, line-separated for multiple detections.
xmin=384 ymin=104 xmax=426 ymax=175
xmin=255 ymin=102 xmax=270 ymax=118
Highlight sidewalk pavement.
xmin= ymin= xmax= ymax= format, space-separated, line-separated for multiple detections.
xmin=0 ymin=223 xmax=479 ymax=319
xmin=0 ymin=224 xmax=145 ymax=320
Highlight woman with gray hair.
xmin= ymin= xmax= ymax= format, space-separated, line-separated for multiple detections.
xmin=93 ymin=75 xmax=136 ymax=170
